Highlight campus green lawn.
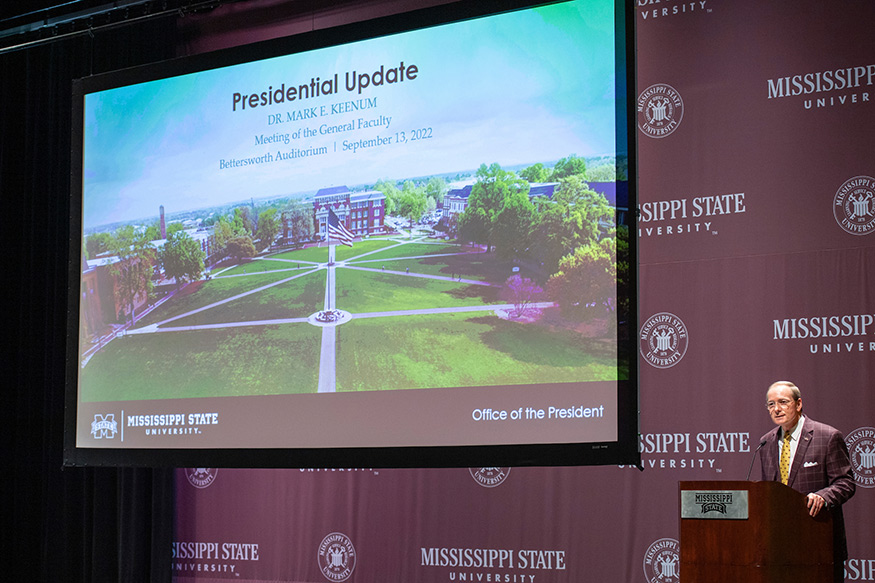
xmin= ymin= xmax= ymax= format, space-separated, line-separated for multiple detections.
xmin=350 ymin=256 xmax=495 ymax=283
xmin=347 ymin=247 xmax=537 ymax=285
xmin=360 ymin=242 xmax=460 ymax=261
xmin=219 ymin=258 xmax=311 ymax=276
xmin=268 ymin=246 xmax=328 ymax=262
xmin=164 ymin=270 xmax=325 ymax=327
xmin=80 ymin=324 xmax=321 ymax=402
xmin=136 ymin=271 xmax=301 ymax=327
xmin=334 ymin=268 xmax=500 ymax=312
xmin=334 ymin=238 xmax=398 ymax=261
xmin=335 ymin=312 xmax=620 ymax=392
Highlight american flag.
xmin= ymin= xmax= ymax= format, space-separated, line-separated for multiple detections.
xmin=327 ymin=207 xmax=355 ymax=247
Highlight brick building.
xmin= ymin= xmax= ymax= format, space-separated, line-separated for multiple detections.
xmin=312 ymin=186 xmax=386 ymax=242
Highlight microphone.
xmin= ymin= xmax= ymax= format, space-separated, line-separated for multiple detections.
xmin=745 ymin=439 xmax=767 ymax=481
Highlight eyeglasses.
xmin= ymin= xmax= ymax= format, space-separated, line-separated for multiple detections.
xmin=766 ymin=399 xmax=796 ymax=411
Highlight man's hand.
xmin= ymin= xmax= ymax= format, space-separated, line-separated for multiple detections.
xmin=806 ymin=493 xmax=825 ymax=517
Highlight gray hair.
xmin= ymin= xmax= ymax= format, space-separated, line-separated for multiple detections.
xmin=767 ymin=380 xmax=802 ymax=401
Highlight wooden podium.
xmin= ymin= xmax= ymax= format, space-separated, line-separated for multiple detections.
xmin=679 ymin=481 xmax=833 ymax=583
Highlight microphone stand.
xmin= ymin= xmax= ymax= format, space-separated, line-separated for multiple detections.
xmin=745 ymin=439 xmax=767 ymax=481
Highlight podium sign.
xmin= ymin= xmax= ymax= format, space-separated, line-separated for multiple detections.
xmin=679 ymin=481 xmax=833 ymax=583
xmin=680 ymin=489 xmax=748 ymax=519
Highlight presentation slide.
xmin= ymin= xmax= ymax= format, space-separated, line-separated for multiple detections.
xmin=72 ymin=0 xmax=630 ymax=459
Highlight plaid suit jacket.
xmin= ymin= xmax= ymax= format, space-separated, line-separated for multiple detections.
xmin=760 ymin=416 xmax=856 ymax=559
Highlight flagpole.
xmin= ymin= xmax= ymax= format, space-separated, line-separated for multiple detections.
xmin=327 ymin=210 xmax=333 ymax=265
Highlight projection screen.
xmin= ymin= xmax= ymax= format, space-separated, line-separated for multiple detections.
xmin=65 ymin=0 xmax=638 ymax=468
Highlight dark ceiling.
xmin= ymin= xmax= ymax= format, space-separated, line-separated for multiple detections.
xmin=0 ymin=2 xmax=156 ymax=53
xmin=0 ymin=1 xmax=101 ymax=24
xmin=0 ymin=1 xmax=234 ymax=36
xmin=0 ymin=0 xmax=242 ymax=53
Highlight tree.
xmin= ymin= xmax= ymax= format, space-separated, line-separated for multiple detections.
xmin=163 ymin=230 xmax=205 ymax=288
xmin=556 ymin=174 xmax=612 ymax=217
xmin=397 ymin=181 xmax=428 ymax=227
xmin=166 ymin=222 xmax=185 ymax=237
xmin=462 ymin=163 xmax=529 ymax=251
xmin=559 ymin=175 xmax=614 ymax=245
xmin=233 ymin=206 xmax=255 ymax=235
xmin=586 ymin=163 xmax=616 ymax=182
xmin=520 ymin=162 xmax=550 ymax=183
xmin=549 ymin=154 xmax=587 ymax=181
xmin=226 ymin=235 xmax=256 ymax=260
xmin=547 ymin=238 xmax=616 ymax=319
xmin=107 ymin=225 xmax=156 ymax=325
xmin=254 ymin=208 xmax=280 ymax=252
xmin=456 ymin=206 xmax=489 ymax=248
xmin=143 ymin=221 xmax=161 ymax=241
xmin=492 ymin=190 xmax=536 ymax=261
xmin=501 ymin=274 xmax=545 ymax=318
xmin=84 ymin=231 xmax=113 ymax=259
xmin=530 ymin=204 xmax=569 ymax=273
xmin=281 ymin=199 xmax=314 ymax=244
xmin=532 ymin=175 xmax=613 ymax=273
xmin=425 ymin=176 xmax=448 ymax=207
xmin=211 ymin=216 xmax=236 ymax=258
xmin=374 ymin=179 xmax=400 ymax=215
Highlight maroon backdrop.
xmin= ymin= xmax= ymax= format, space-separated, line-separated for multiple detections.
xmin=173 ymin=1 xmax=875 ymax=581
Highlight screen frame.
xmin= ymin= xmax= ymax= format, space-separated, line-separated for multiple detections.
xmin=64 ymin=0 xmax=639 ymax=469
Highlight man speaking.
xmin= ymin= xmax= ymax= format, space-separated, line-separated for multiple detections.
xmin=759 ymin=380 xmax=856 ymax=583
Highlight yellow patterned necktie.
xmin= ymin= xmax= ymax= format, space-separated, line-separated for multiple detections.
xmin=779 ymin=430 xmax=792 ymax=484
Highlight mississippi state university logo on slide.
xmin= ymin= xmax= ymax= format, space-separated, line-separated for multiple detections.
xmin=90 ymin=414 xmax=118 ymax=439
xmin=318 ymin=532 xmax=356 ymax=582
xmin=834 ymin=176 xmax=875 ymax=235
xmin=846 ymin=427 xmax=875 ymax=489
xmin=185 ymin=468 xmax=218 ymax=489
xmin=638 ymin=84 xmax=684 ymax=138
xmin=643 ymin=538 xmax=680 ymax=583
xmin=640 ymin=312 xmax=689 ymax=369
xmin=469 ymin=467 xmax=511 ymax=488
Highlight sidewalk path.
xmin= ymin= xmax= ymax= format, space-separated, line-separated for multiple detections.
xmin=352 ymin=302 xmax=556 ymax=320
xmin=319 ymin=244 xmax=337 ymax=392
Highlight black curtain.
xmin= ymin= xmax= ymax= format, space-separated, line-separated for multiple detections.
xmin=2 ymin=19 xmax=177 ymax=583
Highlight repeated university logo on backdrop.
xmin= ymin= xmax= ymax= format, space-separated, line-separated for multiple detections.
xmin=318 ymin=532 xmax=356 ymax=582
xmin=419 ymin=544 xmax=567 ymax=581
xmin=469 ymin=467 xmax=512 ymax=488
xmin=627 ymin=430 xmax=751 ymax=472
xmin=834 ymin=176 xmax=875 ymax=236
xmin=637 ymin=84 xmax=684 ymax=138
xmin=771 ymin=313 xmax=875 ymax=356
xmin=171 ymin=538 xmax=260 ymax=576
xmin=185 ymin=468 xmax=219 ymax=489
xmin=637 ymin=193 xmax=746 ymax=239
xmin=845 ymin=556 xmax=875 ymax=581
xmin=766 ymin=63 xmax=875 ymax=110
xmin=637 ymin=0 xmax=714 ymax=22
xmin=643 ymin=538 xmax=680 ymax=583
xmin=846 ymin=427 xmax=875 ymax=489
xmin=640 ymin=312 xmax=689 ymax=369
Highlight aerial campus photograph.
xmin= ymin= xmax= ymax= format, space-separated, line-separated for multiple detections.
xmin=75 ymin=0 xmax=627 ymax=404
xmin=77 ymin=156 xmax=630 ymax=403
